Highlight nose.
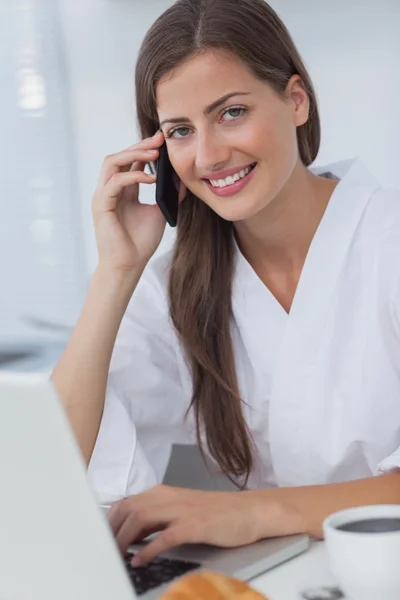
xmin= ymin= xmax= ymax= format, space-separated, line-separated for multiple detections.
xmin=194 ymin=130 xmax=231 ymax=175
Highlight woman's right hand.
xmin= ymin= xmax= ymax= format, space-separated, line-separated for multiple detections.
xmin=92 ymin=130 xmax=166 ymax=275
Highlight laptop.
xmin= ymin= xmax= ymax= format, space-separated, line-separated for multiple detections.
xmin=0 ymin=373 xmax=309 ymax=599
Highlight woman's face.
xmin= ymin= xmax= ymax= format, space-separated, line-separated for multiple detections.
xmin=156 ymin=49 xmax=310 ymax=223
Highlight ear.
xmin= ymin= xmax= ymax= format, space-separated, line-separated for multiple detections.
xmin=286 ymin=74 xmax=310 ymax=127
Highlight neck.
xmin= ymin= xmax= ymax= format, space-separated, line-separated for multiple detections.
xmin=234 ymin=161 xmax=339 ymax=273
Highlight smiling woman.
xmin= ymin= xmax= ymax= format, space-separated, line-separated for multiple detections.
xmin=135 ymin=0 xmax=322 ymax=487
xmin=52 ymin=0 xmax=400 ymax=571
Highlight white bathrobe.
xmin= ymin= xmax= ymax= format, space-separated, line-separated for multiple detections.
xmin=89 ymin=157 xmax=400 ymax=502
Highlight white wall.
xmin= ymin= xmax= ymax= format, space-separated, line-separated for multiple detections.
xmin=57 ymin=0 xmax=177 ymax=276
xmin=0 ymin=0 xmax=88 ymax=341
xmin=60 ymin=0 xmax=400 ymax=274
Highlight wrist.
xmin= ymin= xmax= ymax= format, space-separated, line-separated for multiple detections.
xmin=247 ymin=489 xmax=308 ymax=539
xmin=94 ymin=263 xmax=144 ymax=295
xmin=85 ymin=264 xmax=144 ymax=323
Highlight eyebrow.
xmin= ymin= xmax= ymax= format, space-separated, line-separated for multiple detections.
xmin=159 ymin=92 xmax=251 ymax=128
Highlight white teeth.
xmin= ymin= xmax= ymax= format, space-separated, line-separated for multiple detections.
xmin=209 ymin=164 xmax=255 ymax=188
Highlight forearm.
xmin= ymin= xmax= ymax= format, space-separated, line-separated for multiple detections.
xmin=51 ymin=265 xmax=143 ymax=464
xmin=259 ymin=472 xmax=400 ymax=539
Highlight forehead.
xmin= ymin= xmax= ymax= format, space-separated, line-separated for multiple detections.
xmin=156 ymin=50 xmax=266 ymax=120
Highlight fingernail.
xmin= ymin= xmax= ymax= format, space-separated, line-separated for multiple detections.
xmin=131 ymin=555 xmax=141 ymax=567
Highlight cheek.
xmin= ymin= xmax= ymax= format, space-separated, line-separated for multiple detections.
xmin=254 ymin=103 xmax=296 ymax=152
xmin=256 ymin=123 xmax=298 ymax=187
xmin=273 ymin=108 xmax=298 ymax=153
xmin=257 ymin=121 xmax=287 ymax=155
xmin=168 ymin=146 xmax=193 ymax=181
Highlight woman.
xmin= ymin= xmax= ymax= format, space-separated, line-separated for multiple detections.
xmin=52 ymin=0 xmax=400 ymax=567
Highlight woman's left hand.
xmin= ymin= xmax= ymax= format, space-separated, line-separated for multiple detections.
xmin=107 ymin=484 xmax=301 ymax=565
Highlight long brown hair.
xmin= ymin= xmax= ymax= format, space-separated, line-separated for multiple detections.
xmin=135 ymin=0 xmax=320 ymax=488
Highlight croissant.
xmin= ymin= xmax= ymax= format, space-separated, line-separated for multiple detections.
xmin=159 ymin=569 xmax=270 ymax=599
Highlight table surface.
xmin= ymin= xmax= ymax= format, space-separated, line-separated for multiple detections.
xmin=250 ymin=541 xmax=344 ymax=600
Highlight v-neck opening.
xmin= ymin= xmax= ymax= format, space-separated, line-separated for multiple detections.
xmin=233 ymin=177 xmax=343 ymax=318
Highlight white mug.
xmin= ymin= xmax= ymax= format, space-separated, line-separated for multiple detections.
xmin=323 ymin=504 xmax=400 ymax=600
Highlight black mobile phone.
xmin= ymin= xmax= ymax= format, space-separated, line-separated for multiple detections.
xmin=155 ymin=142 xmax=178 ymax=227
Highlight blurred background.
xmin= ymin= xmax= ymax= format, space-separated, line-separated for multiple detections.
xmin=1 ymin=0 xmax=399 ymax=370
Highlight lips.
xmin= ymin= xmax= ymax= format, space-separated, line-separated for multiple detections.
xmin=202 ymin=162 xmax=257 ymax=184
xmin=209 ymin=163 xmax=256 ymax=186
xmin=203 ymin=162 xmax=258 ymax=197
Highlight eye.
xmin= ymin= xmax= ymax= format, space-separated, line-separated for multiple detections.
xmin=166 ymin=126 xmax=191 ymax=140
xmin=221 ymin=106 xmax=247 ymax=121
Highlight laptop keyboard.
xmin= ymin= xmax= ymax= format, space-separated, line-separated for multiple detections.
xmin=124 ymin=552 xmax=201 ymax=596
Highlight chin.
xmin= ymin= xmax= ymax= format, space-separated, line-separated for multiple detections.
xmin=210 ymin=198 xmax=266 ymax=223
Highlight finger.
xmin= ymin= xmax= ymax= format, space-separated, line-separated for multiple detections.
xmin=97 ymin=148 xmax=159 ymax=188
xmin=112 ymin=499 xmax=191 ymax=553
xmin=132 ymin=524 xmax=167 ymax=543
xmin=112 ymin=130 xmax=164 ymax=160
xmin=115 ymin=512 xmax=166 ymax=555
xmin=118 ymin=130 xmax=164 ymax=164
xmin=108 ymin=485 xmax=182 ymax=538
xmin=132 ymin=523 xmax=197 ymax=566
xmin=115 ymin=503 xmax=187 ymax=555
xmin=121 ymin=159 xmax=146 ymax=175
xmin=108 ymin=499 xmax=134 ymax=536
xmin=94 ymin=171 xmax=156 ymax=214
xmin=115 ymin=130 xmax=164 ymax=174
xmin=107 ymin=496 xmax=164 ymax=537
xmin=117 ymin=161 xmax=154 ymax=205
xmin=107 ymin=489 xmax=168 ymax=535
xmin=126 ymin=129 xmax=164 ymax=150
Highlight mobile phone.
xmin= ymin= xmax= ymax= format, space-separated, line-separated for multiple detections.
xmin=155 ymin=142 xmax=179 ymax=227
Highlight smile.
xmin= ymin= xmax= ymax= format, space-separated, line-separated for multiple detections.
xmin=203 ymin=162 xmax=257 ymax=197
xmin=207 ymin=162 xmax=257 ymax=188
